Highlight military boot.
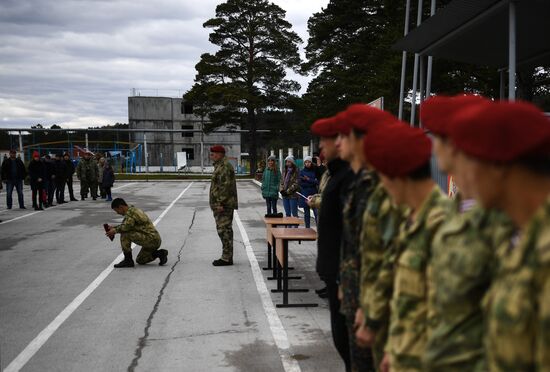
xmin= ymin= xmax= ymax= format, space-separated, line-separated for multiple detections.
xmin=114 ymin=251 xmax=134 ymax=268
xmin=156 ymin=249 xmax=168 ymax=266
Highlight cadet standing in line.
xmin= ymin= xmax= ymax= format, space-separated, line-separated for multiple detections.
xmin=63 ymin=152 xmax=78 ymax=201
xmin=76 ymin=151 xmax=99 ymax=200
xmin=209 ymin=145 xmax=238 ymax=266
xmin=337 ymin=104 xmax=398 ymax=372
xmin=311 ymin=116 xmax=354 ymax=371
xmin=106 ymin=198 xmax=168 ymax=268
xmin=364 ymin=123 xmax=449 ymax=372
xmin=420 ymin=95 xmax=512 ymax=372
xmin=447 ymin=101 xmax=550 ymax=372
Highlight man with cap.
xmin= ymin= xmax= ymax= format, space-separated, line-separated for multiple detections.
xmin=1 ymin=149 xmax=27 ymax=209
xmin=106 ymin=198 xmax=168 ymax=268
xmin=447 ymin=100 xmax=550 ymax=371
xmin=27 ymin=151 xmax=46 ymax=210
xmin=76 ymin=151 xmax=99 ymax=200
xmin=63 ymin=152 xmax=78 ymax=201
xmin=209 ymin=145 xmax=238 ymax=266
xmin=311 ymin=116 xmax=354 ymax=371
xmin=336 ymin=104 xmax=398 ymax=371
xmin=364 ymin=123 xmax=449 ymax=372
xmin=420 ymin=95 xmax=513 ymax=371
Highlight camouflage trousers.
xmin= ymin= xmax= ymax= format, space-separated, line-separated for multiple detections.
xmin=80 ymin=178 xmax=98 ymax=198
xmin=372 ymin=323 xmax=388 ymax=370
xmin=213 ymin=209 xmax=234 ymax=261
xmin=120 ymin=231 xmax=162 ymax=264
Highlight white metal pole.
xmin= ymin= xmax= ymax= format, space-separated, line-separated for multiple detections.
xmin=426 ymin=0 xmax=436 ymax=98
xmin=398 ymin=0 xmax=412 ymax=120
xmin=85 ymin=132 xmax=89 ymax=150
xmin=18 ymin=132 xmax=24 ymax=162
xmin=279 ymin=149 xmax=283 ymax=174
xmin=410 ymin=0 xmax=424 ymax=126
xmin=144 ymin=133 xmax=149 ymax=173
xmin=508 ymin=0 xmax=516 ymax=101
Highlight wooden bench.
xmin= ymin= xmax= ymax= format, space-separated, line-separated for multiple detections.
xmin=263 ymin=217 xmax=303 ymax=280
xmin=271 ymin=227 xmax=318 ymax=308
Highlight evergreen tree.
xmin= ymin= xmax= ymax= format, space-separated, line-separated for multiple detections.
xmin=184 ymin=0 xmax=302 ymax=174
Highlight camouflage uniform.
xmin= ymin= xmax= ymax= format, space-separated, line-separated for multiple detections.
xmin=114 ymin=205 xmax=162 ymax=264
xmin=425 ymin=197 xmax=513 ymax=372
xmin=386 ymin=186 xmax=448 ymax=372
xmin=340 ymin=169 xmax=377 ymax=371
xmin=210 ymin=157 xmax=238 ymax=261
xmin=76 ymin=157 xmax=99 ymax=198
xmin=309 ymin=170 xmax=330 ymax=210
xmin=359 ymin=183 xmax=406 ymax=367
xmin=483 ymin=196 xmax=550 ymax=371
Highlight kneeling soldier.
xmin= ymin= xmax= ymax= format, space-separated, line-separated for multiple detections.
xmin=106 ymin=198 xmax=168 ymax=268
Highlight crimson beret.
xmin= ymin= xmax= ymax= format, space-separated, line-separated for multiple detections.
xmin=364 ymin=122 xmax=432 ymax=177
xmin=210 ymin=145 xmax=226 ymax=153
xmin=334 ymin=110 xmax=352 ymax=135
xmin=342 ymin=104 xmax=397 ymax=134
xmin=311 ymin=116 xmax=339 ymax=137
xmin=420 ymin=95 xmax=489 ymax=137
xmin=448 ymin=100 xmax=550 ymax=162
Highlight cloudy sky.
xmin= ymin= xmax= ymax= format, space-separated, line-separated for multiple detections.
xmin=0 ymin=0 xmax=329 ymax=129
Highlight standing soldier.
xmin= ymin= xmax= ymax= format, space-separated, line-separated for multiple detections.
xmin=54 ymin=153 xmax=68 ymax=204
xmin=0 ymin=149 xmax=27 ymax=209
xmin=106 ymin=198 xmax=168 ymax=268
xmin=364 ymin=123 xmax=449 ymax=372
xmin=64 ymin=152 xmax=78 ymax=201
xmin=311 ymin=116 xmax=354 ymax=371
xmin=76 ymin=151 xmax=99 ymax=200
xmin=447 ymin=101 xmax=550 ymax=372
xmin=209 ymin=145 xmax=238 ymax=266
xmin=336 ymin=104 xmax=397 ymax=371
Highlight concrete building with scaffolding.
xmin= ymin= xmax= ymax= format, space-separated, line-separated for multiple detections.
xmin=128 ymin=95 xmax=241 ymax=171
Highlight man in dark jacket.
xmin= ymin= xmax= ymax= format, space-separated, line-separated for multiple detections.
xmin=28 ymin=151 xmax=46 ymax=210
xmin=311 ymin=117 xmax=354 ymax=371
xmin=64 ymin=152 xmax=78 ymax=201
xmin=54 ymin=153 xmax=68 ymax=204
xmin=43 ymin=155 xmax=56 ymax=207
xmin=1 ymin=149 xmax=27 ymax=209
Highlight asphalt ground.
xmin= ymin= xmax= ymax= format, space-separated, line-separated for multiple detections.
xmin=0 ymin=180 xmax=343 ymax=372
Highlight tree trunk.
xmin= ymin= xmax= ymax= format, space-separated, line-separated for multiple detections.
xmin=247 ymin=106 xmax=257 ymax=176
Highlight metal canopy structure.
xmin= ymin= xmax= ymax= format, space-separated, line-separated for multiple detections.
xmin=394 ymin=0 xmax=550 ymax=69
xmin=393 ymin=0 xmax=550 ymax=123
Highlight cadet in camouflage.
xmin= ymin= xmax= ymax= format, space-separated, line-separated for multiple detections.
xmin=76 ymin=152 xmax=99 ymax=200
xmin=356 ymin=183 xmax=406 ymax=368
xmin=107 ymin=198 xmax=167 ymax=268
xmin=209 ymin=145 xmax=238 ymax=266
xmin=445 ymin=99 xmax=550 ymax=371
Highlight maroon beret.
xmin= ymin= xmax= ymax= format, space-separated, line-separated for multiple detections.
xmin=364 ymin=122 xmax=432 ymax=177
xmin=334 ymin=110 xmax=352 ymax=135
xmin=448 ymin=100 xmax=550 ymax=162
xmin=210 ymin=145 xmax=226 ymax=153
xmin=342 ymin=104 xmax=397 ymax=134
xmin=311 ymin=116 xmax=339 ymax=137
xmin=420 ymin=95 xmax=489 ymax=137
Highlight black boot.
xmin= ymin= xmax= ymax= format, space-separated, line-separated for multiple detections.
xmin=81 ymin=195 xmax=85 ymax=201
xmin=156 ymin=249 xmax=168 ymax=266
xmin=114 ymin=251 xmax=134 ymax=268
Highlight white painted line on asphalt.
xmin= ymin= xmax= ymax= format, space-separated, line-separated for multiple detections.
xmin=234 ymin=211 xmax=302 ymax=372
xmin=0 ymin=183 xmax=135 ymax=225
xmin=4 ymin=182 xmax=194 ymax=372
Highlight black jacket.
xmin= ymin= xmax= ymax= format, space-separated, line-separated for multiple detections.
xmin=28 ymin=159 xmax=46 ymax=185
xmin=43 ymin=159 xmax=56 ymax=180
xmin=65 ymin=159 xmax=75 ymax=176
xmin=54 ymin=159 xmax=68 ymax=181
xmin=316 ymin=158 xmax=354 ymax=281
xmin=1 ymin=157 xmax=27 ymax=182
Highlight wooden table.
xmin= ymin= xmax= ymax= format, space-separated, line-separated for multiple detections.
xmin=271 ymin=227 xmax=318 ymax=308
xmin=263 ymin=217 xmax=303 ymax=276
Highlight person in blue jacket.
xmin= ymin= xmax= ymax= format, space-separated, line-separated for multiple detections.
xmin=298 ymin=156 xmax=319 ymax=228
xmin=261 ymin=155 xmax=281 ymax=214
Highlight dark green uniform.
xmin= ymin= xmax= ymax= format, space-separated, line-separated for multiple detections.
xmin=340 ymin=169 xmax=377 ymax=371
xmin=387 ymin=186 xmax=448 ymax=372
xmin=114 ymin=205 xmax=162 ymax=264
xmin=359 ymin=183 xmax=406 ymax=367
xmin=425 ymin=197 xmax=512 ymax=372
xmin=484 ymin=196 xmax=550 ymax=371
xmin=76 ymin=157 xmax=99 ymax=198
xmin=210 ymin=157 xmax=238 ymax=261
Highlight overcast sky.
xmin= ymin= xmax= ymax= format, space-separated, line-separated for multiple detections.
xmin=0 ymin=0 xmax=329 ymax=129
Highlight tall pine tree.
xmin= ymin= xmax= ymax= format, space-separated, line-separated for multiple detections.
xmin=184 ymin=0 xmax=302 ymax=174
